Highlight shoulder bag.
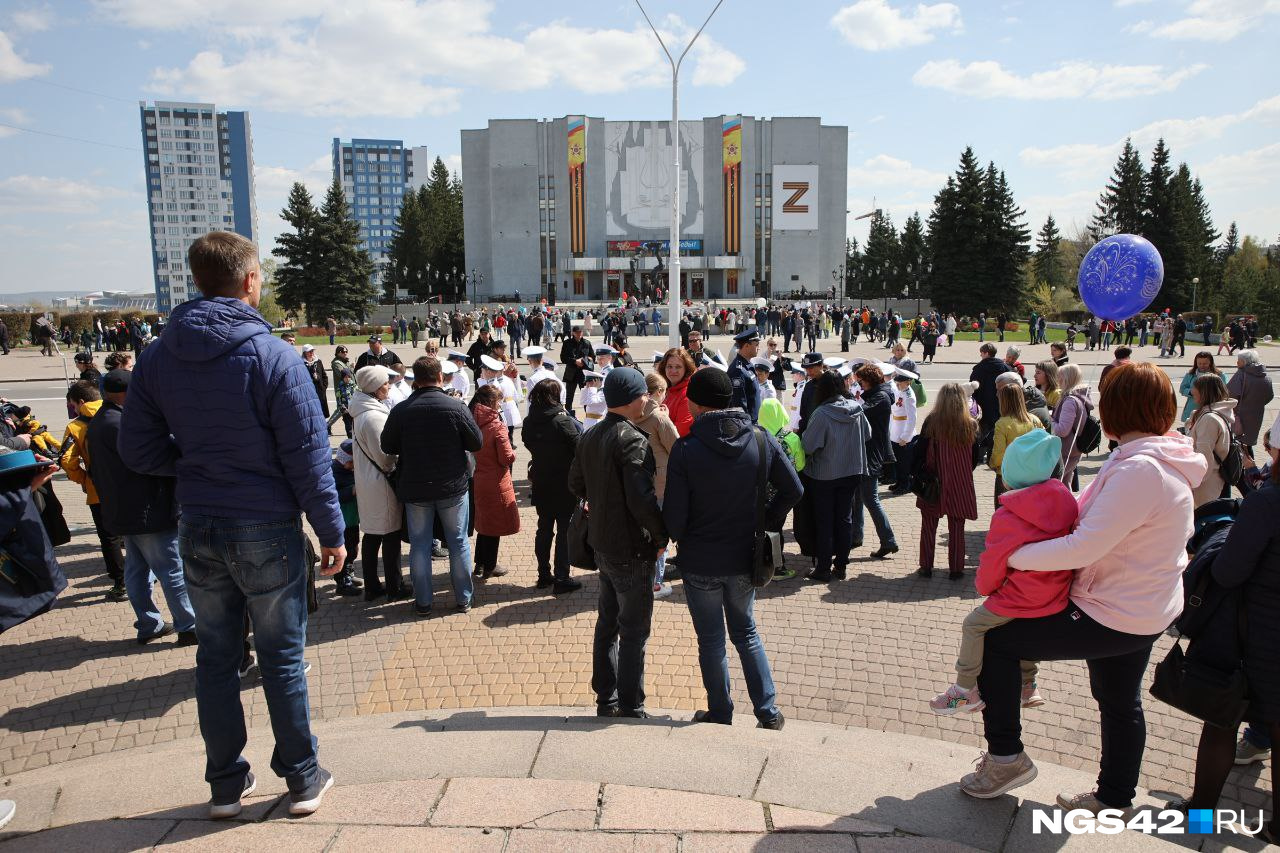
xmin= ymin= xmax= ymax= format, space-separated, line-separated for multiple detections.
xmin=567 ymin=501 xmax=596 ymax=570
xmin=1150 ymin=601 xmax=1249 ymax=730
xmin=908 ymin=434 xmax=942 ymax=504
xmin=751 ymin=428 xmax=783 ymax=588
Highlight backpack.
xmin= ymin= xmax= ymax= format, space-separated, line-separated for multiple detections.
xmin=1206 ymin=413 xmax=1245 ymax=487
xmin=1065 ymin=395 xmax=1101 ymax=454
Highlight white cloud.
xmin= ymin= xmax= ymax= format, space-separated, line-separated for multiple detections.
xmin=98 ymin=0 xmax=745 ymax=117
xmin=1147 ymin=0 xmax=1280 ymax=42
xmin=1197 ymin=142 xmax=1280 ymax=191
xmin=0 ymin=175 xmax=127 ymax=214
xmin=0 ymin=29 xmax=49 ymax=82
xmin=913 ymin=59 xmax=1207 ymax=100
xmin=0 ymin=107 xmax=30 ymax=138
xmin=1020 ymin=94 xmax=1280 ymax=178
xmin=10 ymin=6 xmax=53 ymax=32
xmin=849 ymin=154 xmax=946 ymax=190
xmin=443 ymin=154 xmax=462 ymax=176
xmin=831 ymin=0 xmax=962 ymax=51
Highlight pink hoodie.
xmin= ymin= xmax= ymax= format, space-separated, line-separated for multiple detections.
xmin=1007 ymin=433 xmax=1208 ymax=636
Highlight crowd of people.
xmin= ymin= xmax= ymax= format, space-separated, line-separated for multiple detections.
xmin=0 ymin=231 xmax=1275 ymax=839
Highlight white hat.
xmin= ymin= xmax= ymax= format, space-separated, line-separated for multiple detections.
xmin=750 ymin=356 xmax=773 ymax=371
xmin=823 ymin=356 xmax=846 ymax=368
xmin=441 ymin=361 xmax=458 ymax=375
xmin=702 ymin=360 xmax=728 ymax=372
xmin=594 ymin=345 xmax=617 ymax=356
xmin=789 ymin=362 xmax=805 ymax=374
xmin=653 ymin=351 xmax=665 ymax=363
xmin=892 ymin=365 xmax=920 ymax=381
xmin=838 ymin=365 xmax=853 ymax=378
xmin=543 ymin=358 xmax=557 ymax=369
xmin=355 ymin=365 xmax=390 ymax=394
xmin=524 ymin=345 xmax=546 ymax=358
xmin=583 ymin=369 xmax=604 ymax=381
xmin=301 ymin=344 xmax=315 ymax=353
xmin=447 ymin=350 xmax=468 ymax=361
xmin=480 ymin=354 xmax=505 ymax=372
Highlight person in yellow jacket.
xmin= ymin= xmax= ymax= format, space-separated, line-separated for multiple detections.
xmin=988 ymin=381 xmax=1043 ymax=510
xmin=60 ymin=380 xmax=127 ymax=600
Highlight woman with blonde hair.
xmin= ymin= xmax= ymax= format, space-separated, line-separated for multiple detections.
xmin=1185 ymin=373 xmax=1235 ymax=507
xmin=1033 ymin=360 xmax=1060 ymax=409
xmin=1051 ymin=364 xmax=1094 ymax=490
xmin=915 ymin=383 xmax=979 ymax=578
xmin=990 ymin=383 xmax=1041 ymax=507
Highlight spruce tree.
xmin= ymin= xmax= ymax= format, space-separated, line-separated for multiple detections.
xmin=862 ymin=210 xmax=900 ymax=305
xmin=270 ymin=182 xmax=320 ymax=317
xmin=1171 ymin=167 xmax=1218 ymax=310
xmin=386 ymin=190 xmax=427 ymax=300
xmin=1033 ymin=215 xmax=1068 ymax=289
xmin=316 ymin=179 xmax=377 ymax=323
xmin=1223 ymin=222 xmax=1239 ymax=257
xmin=925 ymin=147 xmax=987 ymax=313
xmin=983 ymin=165 xmax=1031 ymax=312
xmin=420 ymin=158 xmax=466 ymax=300
xmin=1143 ymin=139 xmax=1188 ymax=308
xmin=1090 ymin=139 xmax=1146 ymax=239
xmin=898 ymin=212 xmax=928 ymax=306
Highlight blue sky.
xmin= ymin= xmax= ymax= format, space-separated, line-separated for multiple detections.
xmin=0 ymin=0 xmax=1276 ymax=295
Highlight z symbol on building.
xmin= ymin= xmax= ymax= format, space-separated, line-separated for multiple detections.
xmin=782 ymin=182 xmax=810 ymax=214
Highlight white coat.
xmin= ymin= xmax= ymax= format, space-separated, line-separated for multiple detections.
xmin=580 ymin=385 xmax=607 ymax=427
xmin=349 ymin=391 xmax=402 ymax=535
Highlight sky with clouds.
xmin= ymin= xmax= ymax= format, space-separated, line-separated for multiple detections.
xmin=0 ymin=0 xmax=1276 ymax=295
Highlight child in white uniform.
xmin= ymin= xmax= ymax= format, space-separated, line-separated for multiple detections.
xmin=579 ymin=370 xmax=607 ymax=428
xmin=787 ymin=364 xmax=805 ymax=431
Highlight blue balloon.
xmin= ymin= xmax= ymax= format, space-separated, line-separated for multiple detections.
xmin=1077 ymin=234 xmax=1164 ymax=321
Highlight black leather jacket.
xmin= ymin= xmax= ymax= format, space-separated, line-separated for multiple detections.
xmin=567 ymin=412 xmax=667 ymax=564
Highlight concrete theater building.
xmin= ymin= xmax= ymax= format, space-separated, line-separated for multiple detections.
xmin=462 ymin=116 xmax=847 ymax=303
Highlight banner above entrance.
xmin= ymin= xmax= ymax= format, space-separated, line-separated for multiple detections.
xmin=607 ymin=239 xmax=703 ymax=253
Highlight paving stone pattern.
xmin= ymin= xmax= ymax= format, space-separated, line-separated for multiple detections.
xmin=0 ymin=336 xmax=1274 ymax=818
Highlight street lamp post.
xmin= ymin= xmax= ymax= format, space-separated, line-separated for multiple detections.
xmin=1191 ymin=276 xmax=1200 ymax=312
xmin=635 ymin=0 xmax=726 ymax=351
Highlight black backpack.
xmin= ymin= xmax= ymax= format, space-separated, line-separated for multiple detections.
xmin=1205 ymin=413 xmax=1245 ymax=487
xmin=1076 ymin=412 xmax=1102 ymax=454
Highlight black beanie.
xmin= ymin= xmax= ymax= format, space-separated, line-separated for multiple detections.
xmin=687 ymin=367 xmax=733 ymax=409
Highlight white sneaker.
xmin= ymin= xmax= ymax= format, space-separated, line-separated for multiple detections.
xmin=653 ymin=583 xmax=673 ymax=599
xmin=0 ymin=799 xmax=14 ymax=830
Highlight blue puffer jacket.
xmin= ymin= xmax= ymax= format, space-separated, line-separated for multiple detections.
xmin=119 ymin=297 xmax=343 ymax=547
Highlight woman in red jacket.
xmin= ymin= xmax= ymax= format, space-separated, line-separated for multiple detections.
xmin=470 ymin=385 xmax=519 ymax=579
xmin=658 ymin=347 xmax=697 ymax=437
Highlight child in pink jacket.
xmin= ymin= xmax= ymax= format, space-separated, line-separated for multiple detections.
xmin=930 ymin=430 xmax=1078 ymax=715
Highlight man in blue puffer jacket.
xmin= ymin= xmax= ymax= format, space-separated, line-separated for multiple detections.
xmin=120 ymin=232 xmax=343 ymax=820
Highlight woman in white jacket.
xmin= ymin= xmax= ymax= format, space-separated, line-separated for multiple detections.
xmin=1186 ymin=373 xmax=1236 ymax=507
xmin=350 ymin=366 xmax=405 ymax=601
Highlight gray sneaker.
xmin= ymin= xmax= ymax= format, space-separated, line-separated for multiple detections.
xmin=1235 ymin=736 xmax=1270 ymax=766
xmin=960 ymin=752 xmax=1037 ymax=799
xmin=288 ymin=768 xmax=334 ymax=816
xmin=1056 ymin=791 xmax=1129 ymax=818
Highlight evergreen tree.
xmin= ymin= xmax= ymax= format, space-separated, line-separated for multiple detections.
xmin=898 ymin=212 xmax=928 ymax=305
xmin=1090 ymin=139 xmax=1146 ymax=239
xmin=862 ymin=210 xmax=900 ymax=305
xmin=314 ymin=179 xmax=377 ymax=323
xmin=270 ymin=183 xmax=321 ymax=317
xmin=385 ymin=190 xmax=428 ymax=300
xmin=1032 ymin=215 xmax=1068 ymax=289
xmin=1142 ymin=139 xmax=1188 ymax=308
xmin=983 ymin=165 xmax=1031 ymax=311
xmin=844 ymin=237 xmax=861 ymax=300
xmin=1223 ymin=221 xmax=1239 ymax=257
xmin=1170 ymin=166 xmax=1218 ymax=311
xmin=925 ymin=147 xmax=987 ymax=313
xmin=420 ymin=157 xmax=466 ymax=301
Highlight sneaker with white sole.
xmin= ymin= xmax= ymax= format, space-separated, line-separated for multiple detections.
xmin=653 ymin=582 xmax=672 ymax=599
xmin=288 ymin=768 xmax=333 ymax=816
xmin=209 ymin=772 xmax=256 ymax=819
xmin=0 ymin=799 xmax=14 ymax=830
xmin=1235 ymin=736 xmax=1271 ymax=766
xmin=960 ymin=752 xmax=1037 ymax=799
xmin=238 ymin=654 xmax=257 ymax=681
xmin=1056 ymin=791 xmax=1128 ymax=818
xmin=1021 ymin=681 xmax=1045 ymax=708
xmin=930 ymin=684 xmax=984 ymax=715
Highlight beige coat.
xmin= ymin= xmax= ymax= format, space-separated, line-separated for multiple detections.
xmin=1188 ymin=399 xmax=1236 ymax=508
xmin=350 ymin=391 xmax=402 ymax=534
xmin=632 ymin=399 xmax=680 ymax=499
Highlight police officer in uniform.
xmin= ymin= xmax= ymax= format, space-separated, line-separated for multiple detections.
xmin=728 ymin=328 xmax=762 ymax=421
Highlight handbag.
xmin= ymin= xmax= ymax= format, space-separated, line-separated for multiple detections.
xmin=751 ymin=428 xmax=781 ymax=588
xmin=567 ymin=500 xmax=596 ymax=570
xmin=908 ymin=435 xmax=942 ymax=504
xmin=1150 ymin=604 xmax=1249 ymax=730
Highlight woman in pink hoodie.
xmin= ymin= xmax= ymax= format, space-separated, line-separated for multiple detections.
xmin=958 ymin=363 xmax=1208 ymax=814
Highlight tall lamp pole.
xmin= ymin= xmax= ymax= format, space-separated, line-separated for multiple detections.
xmin=1191 ymin=276 xmax=1199 ymax=312
xmin=636 ymin=0 xmax=727 ymax=351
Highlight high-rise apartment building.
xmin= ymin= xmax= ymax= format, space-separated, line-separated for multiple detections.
xmin=139 ymin=101 xmax=257 ymax=313
xmin=331 ymin=139 xmax=429 ymax=280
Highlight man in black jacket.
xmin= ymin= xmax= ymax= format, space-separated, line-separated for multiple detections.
xmin=969 ymin=343 xmax=1006 ymax=436
xmin=86 ymin=369 xmax=197 ymax=645
xmin=355 ymin=336 xmax=400 ymax=372
xmin=663 ymin=367 xmax=801 ymax=729
xmin=381 ymin=356 xmax=483 ymax=616
xmin=558 ymin=325 xmax=593 ymax=413
xmin=796 ymin=352 xmax=826 ymax=435
xmin=568 ymin=368 xmax=667 ymax=718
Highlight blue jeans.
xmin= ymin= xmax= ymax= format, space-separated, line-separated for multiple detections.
xmin=178 ymin=515 xmax=319 ymax=799
xmin=683 ymin=572 xmax=779 ymax=724
xmin=406 ymin=495 xmax=473 ymax=609
xmin=124 ymin=529 xmax=195 ymax=637
xmin=853 ymin=471 xmax=897 ymax=549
